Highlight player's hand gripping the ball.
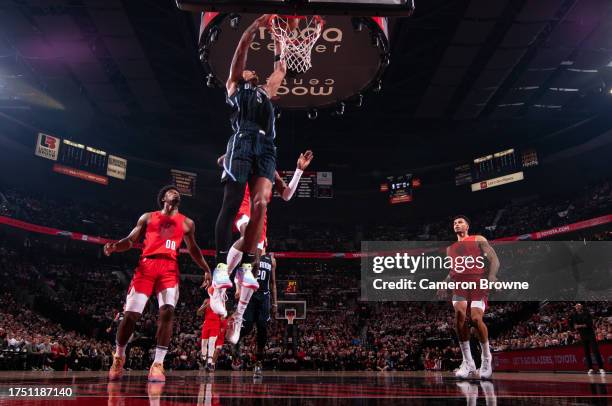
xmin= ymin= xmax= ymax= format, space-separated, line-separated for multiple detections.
xmin=297 ymin=150 xmax=314 ymax=171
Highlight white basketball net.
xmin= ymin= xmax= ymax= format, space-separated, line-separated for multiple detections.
xmin=268 ymin=15 xmax=324 ymax=74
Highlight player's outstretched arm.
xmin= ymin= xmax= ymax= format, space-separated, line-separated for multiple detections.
xmin=104 ymin=212 xmax=150 ymax=256
xmin=263 ymin=61 xmax=287 ymax=97
xmin=263 ymin=38 xmax=287 ymax=97
xmin=274 ymin=150 xmax=314 ymax=201
xmin=227 ymin=14 xmax=270 ymax=96
xmin=476 ymin=236 xmax=499 ymax=282
xmin=197 ymin=299 xmax=209 ymax=316
xmin=183 ymin=218 xmax=212 ymax=287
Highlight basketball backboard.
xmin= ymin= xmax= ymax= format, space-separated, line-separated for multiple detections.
xmin=198 ymin=12 xmax=392 ymax=112
xmin=275 ymin=300 xmax=307 ymax=321
xmin=177 ymin=0 xmax=415 ymax=17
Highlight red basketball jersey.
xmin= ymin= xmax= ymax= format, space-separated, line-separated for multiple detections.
xmin=448 ymin=235 xmax=486 ymax=279
xmin=141 ymin=211 xmax=186 ymax=261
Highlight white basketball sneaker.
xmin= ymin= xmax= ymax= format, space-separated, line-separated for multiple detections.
xmin=455 ymin=359 xmax=477 ymax=379
xmin=479 ymin=357 xmax=493 ymax=379
xmin=212 ymin=263 xmax=232 ymax=289
xmin=239 ymin=263 xmax=259 ymax=290
xmin=228 ymin=315 xmax=243 ymax=345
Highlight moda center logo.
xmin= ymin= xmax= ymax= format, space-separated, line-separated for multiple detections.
xmin=204 ymin=14 xmax=388 ymax=109
xmin=250 ymin=26 xmax=344 ymax=97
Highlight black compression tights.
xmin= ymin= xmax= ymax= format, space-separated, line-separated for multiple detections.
xmin=215 ymin=181 xmax=246 ymax=263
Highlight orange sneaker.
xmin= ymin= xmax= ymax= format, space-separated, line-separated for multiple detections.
xmin=108 ymin=355 xmax=125 ymax=381
xmin=148 ymin=362 xmax=166 ymax=382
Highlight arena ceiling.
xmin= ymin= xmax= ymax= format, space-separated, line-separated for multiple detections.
xmin=1 ymin=0 xmax=612 ymax=173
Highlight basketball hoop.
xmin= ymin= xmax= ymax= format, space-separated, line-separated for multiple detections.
xmin=285 ymin=308 xmax=296 ymax=325
xmin=268 ymin=14 xmax=324 ymax=74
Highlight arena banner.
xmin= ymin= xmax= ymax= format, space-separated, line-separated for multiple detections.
xmin=0 ymin=215 xmax=117 ymax=246
xmin=107 ymin=155 xmax=127 ymax=180
xmin=0 ymin=214 xmax=610 ymax=260
xmin=471 ymin=171 xmax=524 ymax=192
xmin=494 ymin=342 xmax=612 ymax=372
xmin=360 ymin=240 xmax=612 ymax=301
xmin=170 ymin=169 xmax=197 ymax=197
xmin=53 ymin=164 xmax=109 ymax=185
xmin=495 ymin=214 xmax=612 ymax=241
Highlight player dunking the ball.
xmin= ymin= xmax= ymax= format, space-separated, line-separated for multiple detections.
xmin=440 ymin=215 xmax=499 ymax=379
xmin=105 ymin=186 xmax=211 ymax=382
xmin=211 ymin=15 xmax=288 ymax=343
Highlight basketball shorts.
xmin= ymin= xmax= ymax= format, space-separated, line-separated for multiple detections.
xmin=125 ymin=257 xmax=179 ymax=313
xmin=221 ymin=130 xmax=276 ymax=184
xmin=451 ymin=277 xmax=488 ymax=311
xmin=244 ymin=293 xmax=271 ymax=325
xmin=215 ymin=319 xmax=228 ymax=348
xmin=201 ymin=320 xmax=221 ymax=340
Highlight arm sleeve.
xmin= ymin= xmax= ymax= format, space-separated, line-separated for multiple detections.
xmin=281 ymin=169 xmax=304 ymax=201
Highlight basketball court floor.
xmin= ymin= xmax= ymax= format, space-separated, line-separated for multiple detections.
xmin=0 ymin=371 xmax=609 ymax=405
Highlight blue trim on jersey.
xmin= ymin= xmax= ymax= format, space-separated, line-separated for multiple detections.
xmin=223 ymin=132 xmax=238 ymax=182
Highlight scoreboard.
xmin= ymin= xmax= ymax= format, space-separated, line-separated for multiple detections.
xmin=455 ymin=148 xmax=538 ymax=191
xmin=380 ymin=174 xmax=421 ymax=204
xmin=34 ymin=133 xmax=127 ymax=185
xmin=59 ymin=140 xmax=108 ymax=176
xmin=273 ymin=171 xmax=333 ymax=198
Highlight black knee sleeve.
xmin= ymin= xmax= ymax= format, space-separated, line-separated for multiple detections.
xmin=215 ymin=182 xmax=246 ymax=259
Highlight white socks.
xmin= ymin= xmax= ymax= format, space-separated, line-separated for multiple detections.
xmin=207 ymin=337 xmax=217 ymax=361
xmin=227 ymin=246 xmax=243 ymax=273
xmin=460 ymin=341 xmax=474 ymax=364
xmin=234 ymin=286 xmax=255 ymax=319
xmin=154 ymin=346 xmax=168 ymax=364
xmin=480 ymin=341 xmax=491 ymax=359
xmin=201 ymin=339 xmax=208 ymax=358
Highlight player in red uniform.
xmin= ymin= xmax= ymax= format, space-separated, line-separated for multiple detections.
xmin=441 ymin=215 xmax=499 ymax=379
xmin=198 ymin=295 xmax=223 ymax=371
xmin=212 ymin=318 xmax=229 ymax=366
xmin=104 ymin=185 xmax=211 ymax=382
